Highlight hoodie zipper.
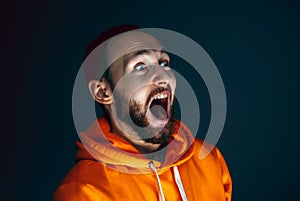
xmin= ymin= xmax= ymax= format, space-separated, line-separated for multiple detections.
xmin=148 ymin=161 xmax=188 ymax=201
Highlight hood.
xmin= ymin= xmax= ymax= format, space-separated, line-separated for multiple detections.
xmin=76 ymin=117 xmax=195 ymax=174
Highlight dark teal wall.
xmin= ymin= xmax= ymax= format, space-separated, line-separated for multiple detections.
xmin=2 ymin=0 xmax=299 ymax=200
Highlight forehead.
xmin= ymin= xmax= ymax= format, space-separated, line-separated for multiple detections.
xmin=105 ymin=31 xmax=164 ymax=65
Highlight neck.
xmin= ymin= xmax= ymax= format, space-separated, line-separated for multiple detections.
xmin=111 ymin=123 xmax=167 ymax=163
xmin=108 ymin=114 xmax=162 ymax=154
xmin=111 ymin=125 xmax=161 ymax=153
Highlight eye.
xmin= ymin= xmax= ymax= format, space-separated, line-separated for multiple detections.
xmin=134 ymin=62 xmax=147 ymax=71
xmin=159 ymin=60 xmax=169 ymax=67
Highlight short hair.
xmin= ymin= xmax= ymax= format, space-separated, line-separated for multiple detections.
xmin=84 ymin=24 xmax=139 ymax=87
xmin=84 ymin=25 xmax=139 ymax=113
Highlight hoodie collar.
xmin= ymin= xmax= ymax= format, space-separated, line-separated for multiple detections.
xmin=76 ymin=117 xmax=195 ymax=174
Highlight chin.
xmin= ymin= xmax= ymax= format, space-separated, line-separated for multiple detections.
xmin=143 ymin=109 xmax=176 ymax=146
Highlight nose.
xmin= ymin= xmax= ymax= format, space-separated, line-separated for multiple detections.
xmin=151 ymin=65 xmax=170 ymax=87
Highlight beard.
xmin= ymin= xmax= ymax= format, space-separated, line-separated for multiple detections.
xmin=143 ymin=114 xmax=175 ymax=147
xmin=113 ymin=86 xmax=175 ymax=147
xmin=128 ymin=86 xmax=175 ymax=147
xmin=129 ymin=100 xmax=175 ymax=146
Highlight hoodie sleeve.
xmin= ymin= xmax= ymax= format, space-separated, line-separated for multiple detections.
xmin=52 ymin=182 xmax=103 ymax=201
xmin=214 ymin=147 xmax=233 ymax=201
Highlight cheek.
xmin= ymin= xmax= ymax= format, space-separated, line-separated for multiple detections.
xmin=117 ymin=76 xmax=150 ymax=102
xmin=170 ymin=73 xmax=176 ymax=86
xmin=113 ymin=85 xmax=148 ymax=109
xmin=168 ymin=72 xmax=176 ymax=90
xmin=131 ymin=89 xmax=148 ymax=105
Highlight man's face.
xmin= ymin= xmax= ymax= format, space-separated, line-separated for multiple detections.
xmin=109 ymin=49 xmax=177 ymax=144
xmin=92 ymin=31 xmax=177 ymax=146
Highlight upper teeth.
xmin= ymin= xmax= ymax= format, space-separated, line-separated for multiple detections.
xmin=153 ymin=94 xmax=168 ymax=99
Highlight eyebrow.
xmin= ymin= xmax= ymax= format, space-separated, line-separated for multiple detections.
xmin=125 ymin=49 xmax=168 ymax=65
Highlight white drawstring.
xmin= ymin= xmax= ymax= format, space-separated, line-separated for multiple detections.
xmin=173 ymin=166 xmax=188 ymax=201
xmin=149 ymin=161 xmax=166 ymax=201
xmin=149 ymin=161 xmax=188 ymax=201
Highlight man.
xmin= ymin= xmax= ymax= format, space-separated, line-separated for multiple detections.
xmin=53 ymin=25 xmax=232 ymax=201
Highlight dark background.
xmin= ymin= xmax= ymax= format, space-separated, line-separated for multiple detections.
xmin=2 ymin=0 xmax=299 ymax=200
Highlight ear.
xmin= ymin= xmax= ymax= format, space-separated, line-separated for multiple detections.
xmin=88 ymin=79 xmax=113 ymax=104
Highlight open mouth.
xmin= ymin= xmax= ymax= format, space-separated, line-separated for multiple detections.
xmin=147 ymin=90 xmax=170 ymax=124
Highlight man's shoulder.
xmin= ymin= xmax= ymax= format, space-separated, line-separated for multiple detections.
xmin=58 ymin=159 xmax=105 ymax=186
xmin=191 ymin=138 xmax=221 ymax=160
xmin=53 ymin=160 xmax=105 ymax=201
xmin=192 ymin=138 xmax=216 ymax=151
xmin=181 ymin=138 xmax=229 ymax=177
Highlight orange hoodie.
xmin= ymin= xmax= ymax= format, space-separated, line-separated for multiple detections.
xmin=53 ymin=117 xmax=232 ymax=201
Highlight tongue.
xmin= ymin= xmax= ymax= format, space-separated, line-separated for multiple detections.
xmin=150 ymin=105 xmax=167 ymax=120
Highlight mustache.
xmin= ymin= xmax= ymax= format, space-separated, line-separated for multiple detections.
xmin=145 ymin=85 xmax=172 ymax=106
